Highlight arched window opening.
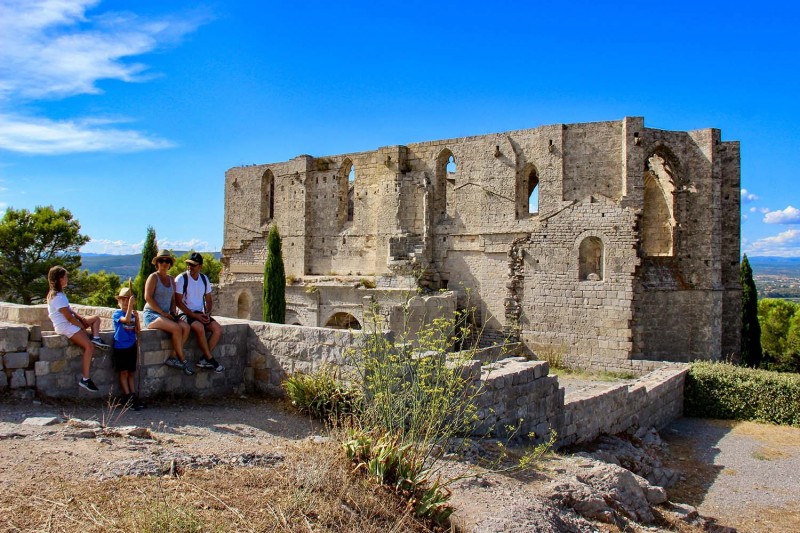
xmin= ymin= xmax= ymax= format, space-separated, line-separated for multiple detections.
xmin=435 ymin=149 xmax=454 ymax=221
xmin=527 ymin=169 xmax=539 ymax=215
xmin=338 ymin=159 xmax=354 ymax=226
xmin=642 ymin=153 xmax=676 ymax=256
xmin=446 ymin=155 xmax=456 ymax=174
xmin=236 ymin=291 xmax=251 ymax=319
xmin=579 ymin=237 xmax=604 ymax=281
xmin=285 ymin=309 xmax=301 ymax=326
xmin=325 ymin=312 xmax=361 ymax=330
xmin=347 ymin=164 xmax=355 ymax=222
xmin=261 ymin=170 xmax=275 ymax=225
xmin=516 ymin=164 xmax=539 ymax=219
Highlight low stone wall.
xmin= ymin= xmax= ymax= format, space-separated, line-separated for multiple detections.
xmin=558 ymin=364 xmax=688 ymax=447
xmin=0 ymin=302 xmax=688 ymax=448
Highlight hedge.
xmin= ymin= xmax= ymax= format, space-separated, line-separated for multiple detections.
xmin=685 ymin=362 xmax=800 ymax=426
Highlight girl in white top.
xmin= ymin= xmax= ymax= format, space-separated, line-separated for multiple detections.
xmin=46 ymin=266 xmax=109 ymax=392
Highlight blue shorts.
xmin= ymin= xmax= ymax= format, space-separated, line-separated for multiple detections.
xmin=142 ymin=309 xmax=161 ymax=327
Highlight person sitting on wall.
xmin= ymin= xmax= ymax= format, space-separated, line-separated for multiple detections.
xmin=143 ymin=249 xmax=194 ymax=375
xmin=175 ymin=252 xmax=224 ymax=373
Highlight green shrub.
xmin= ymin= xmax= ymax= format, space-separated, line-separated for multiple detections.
xmin=283 ymin=367 xmax=361 ymax=421
xmin=685 ymin=361 xmax=800 ymax=426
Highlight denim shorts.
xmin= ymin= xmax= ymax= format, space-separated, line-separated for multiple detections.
xmin=142 ymin=309 xmax=161 ymax=327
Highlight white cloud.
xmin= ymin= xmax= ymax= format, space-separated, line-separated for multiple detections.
xmin=0 ymin=113 xmax=173 ymax=154
xmin=745 ymin=229 xmax=800 ymax=257
xmin=0 ymin=0 xmax=205 ymax=101
xmin=763 ymin=206 xmax=800 ymax=224
xmin=0 ymin=0 xmax=207 ymax=154
xmin=749 ymin=207 xmax=757 ymax=213
xmin=741 ymin=189 xmax=759 ymax=203
xmin=81 ymin=237 xmax=214 ymax=255
xmin=760 ymin=207 xmax=770 ymax=214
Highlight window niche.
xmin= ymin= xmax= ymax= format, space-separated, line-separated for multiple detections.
xmin=236 ymin=291 xmax=251 ymax=319
xmin=260 ymin=169 xmax=275 ymax=225
xmin=642 ymin=152 xmax=677 ymax=256
xmin=579 ymin=236 xmax=604 ymax=281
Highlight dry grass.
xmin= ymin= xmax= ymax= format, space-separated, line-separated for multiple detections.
xmin=1 ymin=438 xmax=435 ymax=533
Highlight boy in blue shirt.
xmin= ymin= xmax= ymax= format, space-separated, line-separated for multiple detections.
xmin=113 ymin=287 xmax=144 ymax=410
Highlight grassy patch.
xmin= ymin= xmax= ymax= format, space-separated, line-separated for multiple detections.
xmin=1 ymin=439 xmax=431 ymax=533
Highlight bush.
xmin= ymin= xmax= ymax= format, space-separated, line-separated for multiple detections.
xmin=685 ymin=361 xmax=800 ymax=426
xmin=283 ymin=367 xmax=361 ymax=421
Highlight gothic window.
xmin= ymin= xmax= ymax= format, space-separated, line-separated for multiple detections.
xmin=261 ymin=169 xmax=275 ymax=225
xmin=338 ymin=159 xmax=354 ymax=226
xmin=435 ymin=149 xmax=455 ymax=221
xmin=579 ymin=237 xmax=604 ymax=281
xmin=642 ymin=152 xmax=676 ymax=256
xmin=348 ymin=165 xmax=355 ymax=222
xmin=517 ymin=164 xmax=539 ymax=218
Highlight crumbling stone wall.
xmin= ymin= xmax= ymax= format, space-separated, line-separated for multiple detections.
xmin=0 ymin=304 xmax=687 ymax=448
xmin=219 ymin=117 xmax=741 ymax=367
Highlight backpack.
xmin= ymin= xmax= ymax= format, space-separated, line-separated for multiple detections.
xmin=181 ymin=272 xmax=209 ymax=312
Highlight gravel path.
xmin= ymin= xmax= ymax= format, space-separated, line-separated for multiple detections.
xmin=661 ymin=417 xmax=800 ymax=533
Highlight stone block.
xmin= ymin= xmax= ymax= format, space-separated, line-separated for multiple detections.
xmin=143 ymin=349 xmax=171 ymax=366
xmin=254 ymin=368 xmax=271 ymax=383
xmin=0 ymin=372 xmax=7 ymax=389
xmin=4 ymin=352 xmax=30 ymax=369
xmin=50 ymin=359 xmax=68 ymax=373
xmin=27 ymin=341 xmax=41 ymax=356
xmin=35 ymin=361 xmax=50 ymax=376
xmin=23 ymin=416 xmax=60 ymax=426
xmin=0 ymin=325 xmax=29 ymax=352
xmin=39 ymin=346 xmax=64 ymax=362
xmin=65 ymin=345 xmax=83 ymax=358
xmin=42 ymin=334 xmax=69 ymax=349
xmin=28 ymin=326 xmax=42 ymax=342
xmin=25 ymin=370 xmax=35 ymax=387
xmin=10 ymin=369 xmax=26 ymax=388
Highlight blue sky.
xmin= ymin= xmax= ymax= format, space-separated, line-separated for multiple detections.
xmin=0 ymin=0 xmax=798 ymax=256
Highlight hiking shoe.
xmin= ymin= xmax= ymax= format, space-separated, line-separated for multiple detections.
xmin=131 ymin=394 xmax=145 ymax=411
xmin=164 ymin=357 xmax=183 ymax=369
xmin=91 ymin=337 xmax=110 ymax=349
xmin=182 ymin=361 xmax=195 ymax=376
xmin=196 ymin=358 xmax=215 ymax=369
xmin=78 ymin=377 xmax=99 ymax=392
xmin=210 ymin=358 xmax=224 ymax=373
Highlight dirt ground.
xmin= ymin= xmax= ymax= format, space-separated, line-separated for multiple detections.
xmin=1 ymin=394 xmax=798 ymax=532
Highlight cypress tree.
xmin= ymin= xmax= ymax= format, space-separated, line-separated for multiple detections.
xmin=135 ymin=226 xmax=158 ymax=310
xmin=263 ymin=225 xmax=286 ymax=323
xmin=740 ymin=254 xmax=763 ymax=367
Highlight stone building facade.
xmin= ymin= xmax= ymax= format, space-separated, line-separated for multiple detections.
xmin=218 ymin=117 xmax=741 ymax=369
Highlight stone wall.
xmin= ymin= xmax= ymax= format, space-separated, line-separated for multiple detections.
xmin=219 ymin=117 xmax=741 ymax=369
xmin=0 ymin=302 xmax=688 ymax=448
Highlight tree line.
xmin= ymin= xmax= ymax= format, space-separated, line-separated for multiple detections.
xmin=0 ymin=206 xmax=220 ymax=308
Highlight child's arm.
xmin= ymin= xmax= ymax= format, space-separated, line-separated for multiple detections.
xmin=119 ymin=295 xmax=137 ymax=324
xmin=59 ymin=307 xmax=87 ymax=329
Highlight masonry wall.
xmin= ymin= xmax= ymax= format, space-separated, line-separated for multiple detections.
xmin=217 ymin=117 xmax=742 ymax=368
xmin=0 ymin=303 xmax=687 ymax=448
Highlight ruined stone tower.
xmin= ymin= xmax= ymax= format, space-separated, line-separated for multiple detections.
xmin=218 ymin=117 xmax=741 ymax=370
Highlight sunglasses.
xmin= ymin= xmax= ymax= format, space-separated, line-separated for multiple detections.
xmin=157 ymin=258 xmax=172 ymax=264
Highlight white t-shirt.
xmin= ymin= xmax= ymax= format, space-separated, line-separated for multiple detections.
xmin=174 ymin=272 xmax=211 ymax=312
xmin=48 ymin=292 xmax=73 ymax=332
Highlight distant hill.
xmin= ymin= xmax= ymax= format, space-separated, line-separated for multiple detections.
xmin=80 ymin=252 xmax=221 ymax=278
xmin=748 ymin=256 xmax=800 ymax=277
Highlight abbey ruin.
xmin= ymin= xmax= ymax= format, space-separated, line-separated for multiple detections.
xmin=217 ymin=117 xmax=741 ymax=371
